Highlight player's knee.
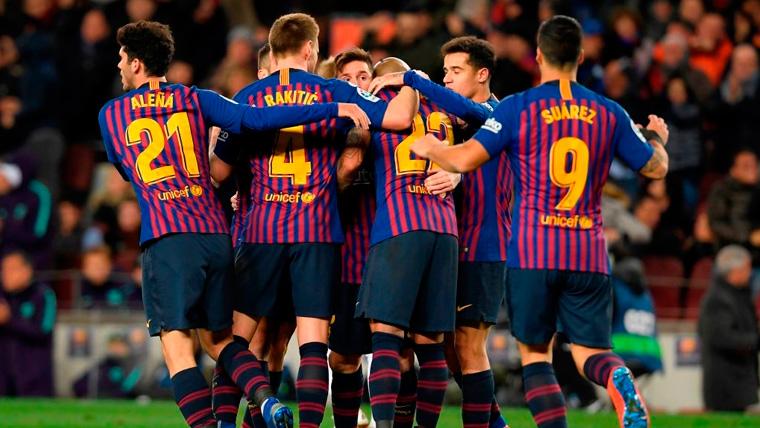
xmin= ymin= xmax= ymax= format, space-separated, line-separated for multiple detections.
xmin=399 ymin=348 xmax=416 ymax=372
xmin=455 ymin=333 xmax=487 ymax=362
xmin=329 ymin=352 xmax=362 ymax=373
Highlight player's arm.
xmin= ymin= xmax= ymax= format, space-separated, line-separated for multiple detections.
xmin=195 ymin=88 xmax=370 ymax=134
xmin=98 ymin=105 xmax=130 ymax=182
xmin=371 ymin=70 xmax=491 ymax=125
xmin=411 ymin=99 xmax=514 ymax=173
xmin=332 ymin=79 xmax=417 ymax=131
xmin=614 ymin=110 xmax=669 ymax=180
xmin=411 ymin=135 xmax=490 ymax=173
xmin=337 ymin=128 xmax=370 ymax=191
xmin=208 ymin=126 xmax=234 ymax=184
xmin=381 ymin=86 xmax=419 ymax=130
xmin=636 ymin=116 xmax=669 ymax=180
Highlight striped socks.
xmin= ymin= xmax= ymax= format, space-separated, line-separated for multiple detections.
xmin=331 ymin=367 xmax=364 ymax=427
xmin=171 ymin=367 xmax=216 ymax=428
xmin=454 ymin=371 xmax=507 ymax=428
xmin=394 ymin=368 xmax=417 ymax=428
xmin=369 ymin=332 xmax=403 ymax=423
xmin=296 ymin=342 xmax=329 ymax=428
xmin=522 ymin=362 xmax=567 ymax=428
xmin=414 ymin=342 xmax=449 ymax=427
xmin=218 ymin=336 xmax=272 ymax=405
xmin=211 ymin=363 xmax=242 ymax=424
xmin=583 ymin=352 xmax=625 ymax=387
xmin=461 ymin=370 xmax=495 ymax=428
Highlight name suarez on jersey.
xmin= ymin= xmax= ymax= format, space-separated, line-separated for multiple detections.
xmin=540 ymin=103 xmax=596 ymax=125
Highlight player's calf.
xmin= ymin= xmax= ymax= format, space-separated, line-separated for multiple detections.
xmin=412 ymin=334 xmax=448 ymax=428
xmin=329 ymin=352 xmax=365 ymax=428
xmin=580 ymin=351 xmax=650 ymax=428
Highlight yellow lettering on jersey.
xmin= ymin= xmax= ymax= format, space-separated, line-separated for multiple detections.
xmin=540 ymin=103 xmax=596 ymax=125
xmin=130 ymin=92 xmax=175 ymax=110
xmin=263 ymin=90 xmax=320 ymax=107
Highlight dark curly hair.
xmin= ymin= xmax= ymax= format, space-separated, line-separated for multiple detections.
xmin=440 ymin=36 xmax=495 ymax=76
xmin=116 ymin=20 xmax=174 ymax=77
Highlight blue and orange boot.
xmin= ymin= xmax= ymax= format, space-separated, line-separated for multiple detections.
xmin=607 ymin=366 xmax=650 ymax=428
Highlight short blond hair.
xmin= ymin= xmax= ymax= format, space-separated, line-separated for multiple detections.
xmin=269 ymin=13 xmax=319 ymax=58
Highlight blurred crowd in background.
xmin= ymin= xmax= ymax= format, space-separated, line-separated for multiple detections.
xmin=1 ymin=0 xmax=760 ymax=406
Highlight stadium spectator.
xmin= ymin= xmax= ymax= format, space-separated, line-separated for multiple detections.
xmin=611 ymin=258 xmax=663 ymax=378
xmin=73 ymin=333 xmax=144 ymax=398
xmin=79 ymin=246 xmax=131 ymax=310
xmin=659 ymin=75 xmax=702 ymax=198
xmin=57 ymin=7 xmax=118 ymax=146
xmin=648 ymin=31 xmax=713 ymax=107
xmin=0 ymin=153 xmax=53 ymax=268
xmin=698 ymin=245 xmax=760 ymax=412
xmin=0 ymin=251 xmax=56 ymax=397
xmin=689 ymin=13 xmax=733 ymax=88
xmin=387 ymin=2 xmax=448 ymax=82
xmin=714 ymin=44 xmax=760 ymax=169
xmin=707 ymin=149 xmax=758 ymax=248
xmin=207 ymin=26 xmax=257 ymax=94
xmin=52 ymin=195 xmax=85 ymax=269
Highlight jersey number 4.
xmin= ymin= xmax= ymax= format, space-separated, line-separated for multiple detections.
xmin=126 ymin=112 xmax=199 ymax=185
xmin=549 ymin=137 xmax=589 ymax=211
xmin=269 ymin=125 xmax=312 ymax=185
xmin=395 ymin=112 xmax=454 ymax=175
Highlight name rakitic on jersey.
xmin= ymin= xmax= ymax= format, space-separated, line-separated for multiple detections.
xmin=263 ymin=90 xmax=320 ymax=107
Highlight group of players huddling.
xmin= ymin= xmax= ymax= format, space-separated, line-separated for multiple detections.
xmin=98 ymin=11 xmax=669 ymax=428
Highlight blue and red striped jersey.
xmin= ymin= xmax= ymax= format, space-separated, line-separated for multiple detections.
xmin=401 ymin=71 xmax=513 ymax=261
xmin=473 ymin=79 xmax=654 ymax=274
xmin=339 ymin=163 xmax=376 ymax=285
xmin=370 ymin=90 xmax=458 ymax=245
xmin=98 ymin=80 xmax=343 ymax=245
xmin=214 ymin=68 xmax=389 ymax=244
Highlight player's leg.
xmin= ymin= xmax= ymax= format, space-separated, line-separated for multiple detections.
xmin=507 ymin=268 xmax=567 ymax=428
xmin=559 ymin=272 xmax=649 ymax=428
xmin=356 ymin=233 xmax=430 ymax=428
xmin=394 ymin=344 xmax=417 ymax=428
xmin=210 ymin=240 xmax=275 ymax=428
xmin=289 ymin=243 xmax=341 ymax=428
xmin=204 ymin=241 xmax=292 ymax=428
xmin=238 ymin=316 xmax=271 ymax=428
xmin=454 ymin=262 xmax=510 ymax=428
xmin=329 ymin=281 xmax=371 ymax=428
xmin=142 ymin=235 xmax=217 ymax=427
xmin=160 ymin=330 xmax=216 ymax=428
xmin=408 ymin=232 xmax=459 ymax=428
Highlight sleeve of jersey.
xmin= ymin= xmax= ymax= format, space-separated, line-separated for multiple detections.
xmin=404 ymin=71 xmax=490 ymax=124
xmin=612 ymin=105 xmax=655 ymax=171
xmin=331 ymin=80 xmax=388 ymax=128
xmin=196 ymin=88 xmax=339 ymax=133
xmin=472 ymin=98 xmax=514 ymax=159
xmin=212 ymin=128 xmax=241 ymax=165
xmin=98 ymin=104 xmax=130 ymax=181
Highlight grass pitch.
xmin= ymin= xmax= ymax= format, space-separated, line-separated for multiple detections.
xmin=1 ymin=398 xmax=759 ymax=427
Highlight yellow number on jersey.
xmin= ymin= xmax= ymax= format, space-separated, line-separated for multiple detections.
xmin=126 ymin=112 xmax=198 ymax=185
xmin=394 ymin=112 xmax=454 ymax=175
xmin=549 ymin=136 xmax=589 ymax=211
xmin=269 ymin=125 xmax=312 ymax=185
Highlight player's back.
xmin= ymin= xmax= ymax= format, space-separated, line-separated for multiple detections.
xmin=99 ymin=80 xmax=227 ymax=245
xmin=503 ymin=79 xmax=634 ymax=273
xmin=370 ymin=90 xmax=458 ymax=245
xmin=339 ymin=161 xmax=376 ymax=285
xmin=234 ymin=69 xmax=349 ymax=244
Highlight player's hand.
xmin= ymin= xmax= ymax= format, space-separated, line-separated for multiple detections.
xmin=338 ymin=103 xmax=370 ymax=130
xmin=410 ymin=133 xmax=443 ymax=159
xmin=425 ymin=170 xmax=461 ymax=197
xmin=645 ymin=114 xmax=669 ymax=145
xmin=369 ymin=71 xmax=406 ymax=95
xmin=230 ymin=192 xmax=239 ymax=212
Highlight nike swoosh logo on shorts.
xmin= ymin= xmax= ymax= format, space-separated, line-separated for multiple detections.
xmin=457 ymin=304 xmax=473 ymax=312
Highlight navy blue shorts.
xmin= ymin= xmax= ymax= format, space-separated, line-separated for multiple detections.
xmin=233 ymin=243 xmax=340 ymax=319
xmin=505 ymin=268 xmax=612 ymax=348
xmin=329 ymin=282 xmax=371 ymax=355
xmin=457 ymin=261 xmax=506 ymax=325
xmin=356 ymin=231 xmax=458 ymax=333
xmin=141 ymin=233 xmax=233 ymax=337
